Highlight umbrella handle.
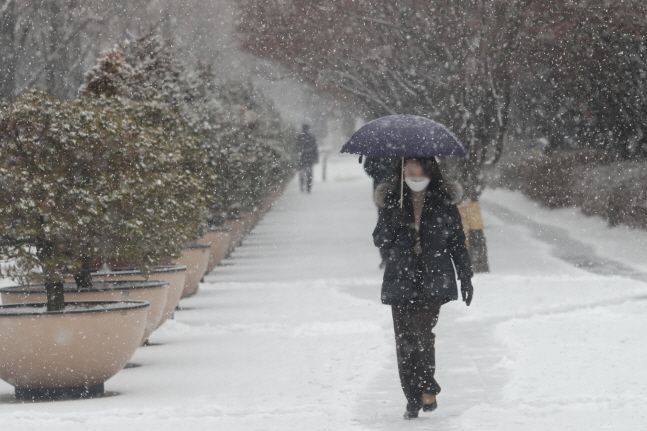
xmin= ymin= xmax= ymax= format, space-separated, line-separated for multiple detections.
xmin=400 ymin=157 xmax=404 ymax=209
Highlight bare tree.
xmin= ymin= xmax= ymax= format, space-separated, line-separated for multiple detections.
xmin=0 ymin=0 xmax=17 ymax=97
xmin=236 ymin=0 xmax=538 ymax=271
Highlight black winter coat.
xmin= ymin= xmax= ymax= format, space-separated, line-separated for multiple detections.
xmin=296 ymin=131 xmax=319 ymax=169
xmin=372 ymin=181 xmax=473 ymax=306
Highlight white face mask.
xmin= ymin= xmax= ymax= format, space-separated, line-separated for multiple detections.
xmin=404 ymin=176 xmax=430 ymax=192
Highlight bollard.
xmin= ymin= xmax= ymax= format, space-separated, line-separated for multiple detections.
xmin=458 ymin=200 xmax=490 ymax=273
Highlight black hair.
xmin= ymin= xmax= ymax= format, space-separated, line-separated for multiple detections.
xmin=402 ymin=157 xmax=451 ymax=199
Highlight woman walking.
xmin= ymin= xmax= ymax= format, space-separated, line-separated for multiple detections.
xmin=372 ymin=157 xmax=474 ymax=420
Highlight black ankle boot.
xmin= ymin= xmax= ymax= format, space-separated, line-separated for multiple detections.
xmin=422 ymin=392 xmax=438 ymax=412
xmin=422 ymin=400 xmax=438 ymax=412
xmin=403 ymin=404 xmax=420 ymax=420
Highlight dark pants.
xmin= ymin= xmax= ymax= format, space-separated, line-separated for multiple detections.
xmin=299 ymin=166 xmax=313 ymax=192
xmin=391 ymin=301 xmax=442 ymax=409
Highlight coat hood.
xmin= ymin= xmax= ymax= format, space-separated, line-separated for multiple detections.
xmin=374 ymin=180 xmax=464 ymax=209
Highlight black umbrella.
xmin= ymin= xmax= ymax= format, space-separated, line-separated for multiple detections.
xmin=341 ymin=115 xmax=467 ymax=207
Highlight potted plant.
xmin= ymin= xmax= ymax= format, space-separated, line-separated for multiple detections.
xmin=82 ymin=47 xmax=207 ymax=263
xmin=79 ymin=43 xmax=207 ymax=316
xmin=0 ymin=90 xmax=204 ymax=399
xmin=201 ymin=225 xmax=233 ymax=273
xmin=0 ymin=91 xmax=147 ymax=399
xmin=197 ymin=80 xmax=296 ymax=255
xmin=176 ymin=242 xmax=211 ymax=298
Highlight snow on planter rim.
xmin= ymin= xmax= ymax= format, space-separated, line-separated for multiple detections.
xmin=92 ymin=265 xmax=188 ymax=276
xmin=184 ymin=242 xmax=211 ymax=249
xmin=0 ymin=300 xmax=150 ymax=316
xmin=208 ymin=224 xmax=232 ymax=232
xmin=0 ymin=280 xmax=169 ymax=294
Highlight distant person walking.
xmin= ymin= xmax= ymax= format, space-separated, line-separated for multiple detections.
xmin=296 ymin=124 xmax=319 ymax=193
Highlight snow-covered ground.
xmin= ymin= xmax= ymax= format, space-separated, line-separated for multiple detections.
xmin=1 ymin=155 xmax=646 ymax=430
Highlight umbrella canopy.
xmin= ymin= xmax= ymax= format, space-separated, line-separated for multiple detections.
xmin=340 ymin=114 xmax=466 ymax=158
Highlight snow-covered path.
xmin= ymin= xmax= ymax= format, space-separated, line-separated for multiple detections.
xmin=1 ymin=156 xmax=647 ymax=430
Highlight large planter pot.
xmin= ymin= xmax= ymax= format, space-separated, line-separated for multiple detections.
xmin=248 ymin=208 xmax=263 ymax=229
xmin=0 ymin=280 xmax=168 ymax=343
xmin=221 ymin=189 xmax=285 ymax=255
xmin=258 ymin=186 xmax=284 ymax=215
xmin=242 ymin=210 xmax=259 ymax=234
xmin=225 ymin=218 xmax=247 ymax=252
xmin=201 ymin=227 xmax=232 ymax=273
xmin=176 ymin=243 xmax=211 ymax=299
xmin=0 ymin=300 xmax=149 ymax=400
xmin=92 ymin=265 xmax=186 ymax=327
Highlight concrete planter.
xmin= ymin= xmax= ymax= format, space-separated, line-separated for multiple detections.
xmin=176 ymin=243 xmax=211 ymax=298
xmin=260 ymin=192 xmax=279 ymax=214
xmin=220 ymin=189 xmax=285 ymax=257
xmin=226 ymin=211 xmax=259 ymax=248
xmin=0 ymin=280 xmax=168 ymax=343
xmin=201 ymin=228 xmax=232 ymax=273
xmin=247 ymin=208 xmax=263 ymax=230
xmin=242 ymin=210 xmax=259 ymax=234
xmin=224 ymin=218 xmax=247 ymax=252
xmin=92 ymin=265 xmax=186 ymax=328
xmin=0 ymin=301 xmax=149 ymax=400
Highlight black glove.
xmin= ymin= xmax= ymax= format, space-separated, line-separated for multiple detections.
xmin=460 ymin=278 xmax=473 ymax=306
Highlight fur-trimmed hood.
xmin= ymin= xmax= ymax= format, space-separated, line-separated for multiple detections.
xmin=374 ymin=181 xmax=464 ymax=209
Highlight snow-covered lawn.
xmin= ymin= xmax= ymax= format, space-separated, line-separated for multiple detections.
xmin=1 ymin=155 xmax=646 ymax=430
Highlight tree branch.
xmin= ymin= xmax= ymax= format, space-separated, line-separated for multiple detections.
xmin=17 ymin=14 xmax=102 ymax=94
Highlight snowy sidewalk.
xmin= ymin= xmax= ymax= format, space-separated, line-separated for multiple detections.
xmin=1 ymin=156 xmax=646 ymax=430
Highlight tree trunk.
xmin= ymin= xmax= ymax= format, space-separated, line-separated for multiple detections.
xmin=45 ymin=1 xmax=65 ymax=97
xmin=38 ymin=240 xmax=66 ymax=311
xmin=460 ymin=129 xmax=490 ymax=273
xmin=0 ymin=0 xmax=16 ymax=97
xmin=458 ymin=199 xmax=490 ymax=273
xmin=45 ymin=279 xmax=65 ymax=312
xmin=73 ymin=255 xmax=93 ymax=289
xmin=62 ymin=0 xmax=83 ymax=98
